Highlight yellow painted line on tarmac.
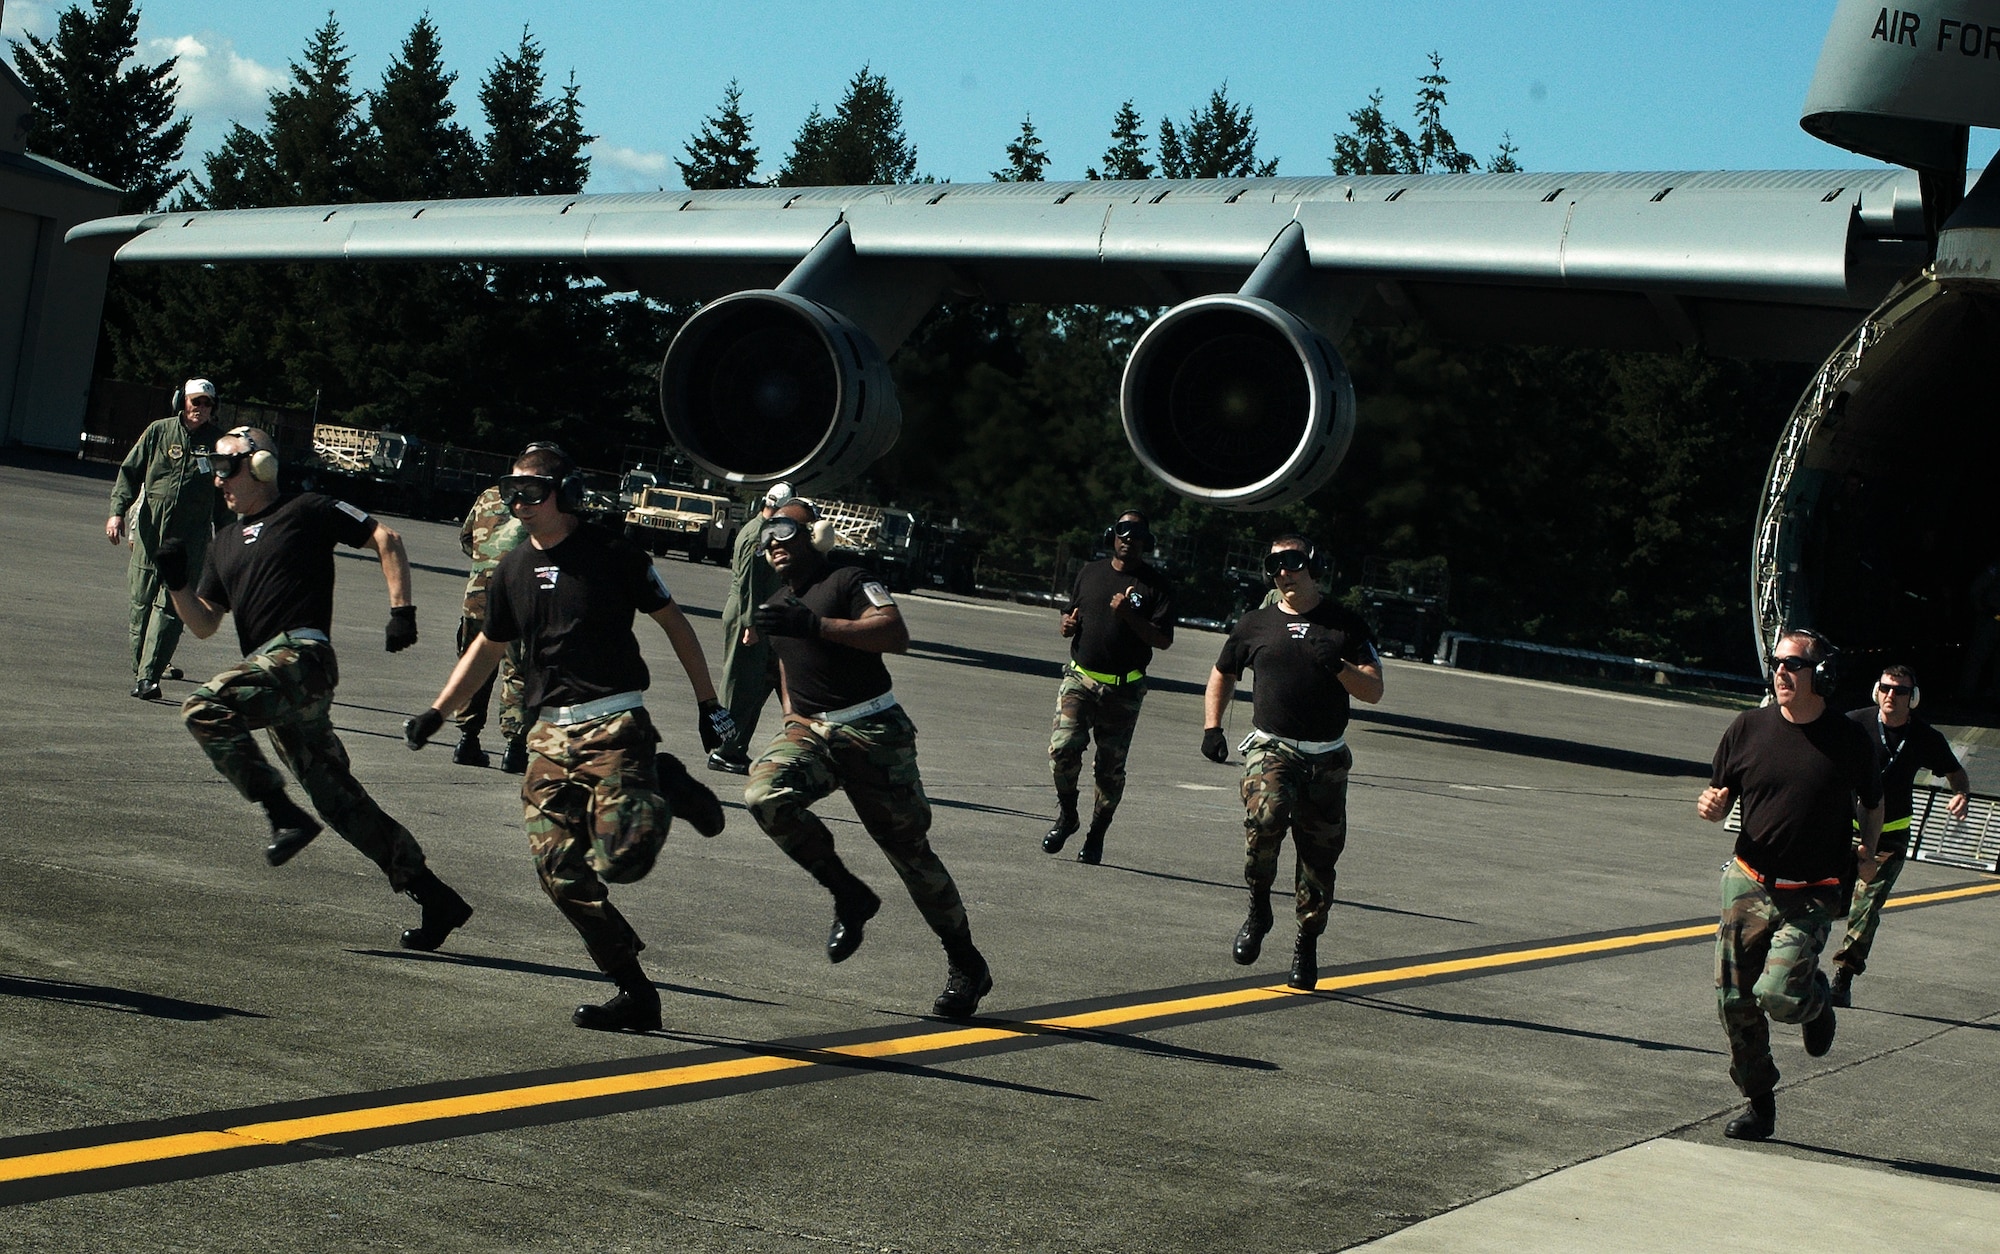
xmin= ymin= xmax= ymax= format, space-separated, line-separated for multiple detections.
xmin=9 ymin=880 xmax=1999 ymax=1188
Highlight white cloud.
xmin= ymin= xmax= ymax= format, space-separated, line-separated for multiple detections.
xmin=1 ymin=2 xmax=55 ymax=43
xmin=589 ymin=143 xmax=674 ymax=193
xmin=146 ymin=32 xmax=283 ymax=129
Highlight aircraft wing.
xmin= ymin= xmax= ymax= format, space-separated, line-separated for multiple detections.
xmin=69 ymin=168 xmax=1926 ymax=363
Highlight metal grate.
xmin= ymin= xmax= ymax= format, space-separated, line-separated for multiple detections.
xmin=1722 ymin=785 xmax=1999 ymax=874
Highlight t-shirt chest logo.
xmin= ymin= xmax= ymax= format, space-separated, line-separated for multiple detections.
xmin=534 ymin=564 xmax=561 ymax=590
xmin=1287 ymin=622 xmax=1312 ymax=639
xmin=240 ymin=522 xmax=266 ymax=544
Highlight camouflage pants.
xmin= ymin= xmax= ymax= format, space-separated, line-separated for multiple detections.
xmin=181 ymin=635 xmax=426 ymax=890
xmin=1048 ymin=668 xmax=1146 ymax=819
xmin=128 ymin=545 xmax=185 ymax=683
xmin=451 ymin=615 xmax=525 ymax=741
xmin=719 ymin=625 xmax=778 ymax=757
xmin=1240 ymin=739 xmax=1353 ymax=937
xmin=745 ymin=706 xmax=969 ymax=941
xmin=1715 ymin=859 xmax=1839 ymax=1098
xmin=522 ymin=708 xmax=667 ymax=973
xmin=1833 ymin=841 xmax=1906 ymax=976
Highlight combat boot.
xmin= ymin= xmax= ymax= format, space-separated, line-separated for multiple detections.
xmin=573 ymin=958 xmax=662 ymax=1033
xmin=821 ymin=865 xmax=881 ymax=964
xmin=451 ymin=731 xmax=488 ymax=768
xmin=261 ymin=794 xmax=322 ymax=866
xmin=934 ymin=934 xmax=993 ymax=1019
xmin=706 ymin=749 xmax=751 ymax=775
xmin=656 ymin=752 xmax=725 ymax=837
xmin=400 ymin=867 xmax=473 ymax=952
xmin=1723 ymin=1092 xmax=1776 ymax=1141
xmin=1288 ymin=931 xmax=1320 ymax=991
xmin=1076 ymin=811 xmax=1113 ymax=864
xmin=1043 ymin=794 xmax=1079 ymax=854
xmin=500 ymin=734 xmax=529 ymax=775
xmin=1802 ymin=999 xmax=1837 ymax=1057
xmin=1233 ymin=893 xmax=1273 ymax=965
xmin=1830 ymin=967 xmax=1854 ymax=1008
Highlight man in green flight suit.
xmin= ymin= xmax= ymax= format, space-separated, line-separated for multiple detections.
xmin=708 ymin=481 xmax=791 ymax=774
xmin=106 ymin=378 xmax=231 ymax=700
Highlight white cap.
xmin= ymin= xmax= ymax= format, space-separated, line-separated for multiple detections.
xmin=184 ymin=378 xmax=217 ymax=401
xmin=763 ymin=481 xmax=795 ymax=510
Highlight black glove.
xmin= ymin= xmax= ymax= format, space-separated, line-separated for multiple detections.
xmin=698 ymin=698 xmax=735 ymax=752
xmin=1201 ymin=726 xmax=1229 ymax=763
xmin=156 ymin=537 xmax=190 ymax=591
xmin=1306 ymin=632 xmax=1347 ymax=676
xmin=385 ymin=605 xmax=418 ymax=652
xmin=404 ymin=707 xmax=444 ymax=750
xmin=753 ymin=598 xmax=820 ymax=638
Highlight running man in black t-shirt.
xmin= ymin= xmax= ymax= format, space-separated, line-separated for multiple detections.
xmin=1697 ymin=628 xmax=1883 ymax=1141
xmin=743 ymin=500 xmax=992 ymax=1019
xmin=1831 ymin=664 xmax=1971 ymax=1007
xmin=157 ymin=426 xmax=472 ymax=954
xmin=1202 ymin=534 xmax=1383 ymax=991
xmin=1044 ymin=510 xmax=1176 ymax=864
xmin=407 ymin=443 xmax=734 ymax=1034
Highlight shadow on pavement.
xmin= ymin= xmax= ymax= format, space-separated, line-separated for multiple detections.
xmin=347 ymin=949 xmax=780 ymax=1005
xmin=0 ymin=974 xmax=265 ymax=1021
xmin=1330 ymin=992 xmax=1722 ymax=1055
xmin=1798 ymin=1142 xmax=2000 ymax=1186
xmin=1355 ymin=709 xmax=1712 ymax=778
xmin=657 ymin=1029 xmax=1098 ymax=1101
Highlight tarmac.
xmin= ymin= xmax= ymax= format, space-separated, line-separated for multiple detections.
xmin=2 ymin=455 xmax=1996 ymax=1253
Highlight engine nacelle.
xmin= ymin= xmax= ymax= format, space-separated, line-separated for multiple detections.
xmin=660 ymin=290 xmax=901 ymax=493
xmin=1121 ymin=295 xmax=1355 ymax=511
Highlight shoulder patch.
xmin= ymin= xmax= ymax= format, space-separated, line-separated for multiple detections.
xmin=862 ymin=581 xmax=896 ymax=608
xmin=334 ymin=500 xmax=368 ymax=522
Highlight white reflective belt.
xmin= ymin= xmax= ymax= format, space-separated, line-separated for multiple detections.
xmin=287 ymin=629 xmax=330 ymax=644
xmin=255 ymin=628 xmax=329 ymax=654
xmin=541 ymin=690 xmax=645 ymax=727
xmin=811 ymin=691 xmax=898 ymax=726
xmin=1241 ymin=728 xmax=1347 ymax=756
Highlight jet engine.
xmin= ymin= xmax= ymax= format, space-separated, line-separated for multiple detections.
xmin=660 ymin=290 xmax=900 ymax=492
xmin=1120 ymin=295 xmax=1356 ymax=511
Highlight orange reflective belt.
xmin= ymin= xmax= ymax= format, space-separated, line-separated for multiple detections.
xmin=1734 ymin=856 xmax=1841 ymax=891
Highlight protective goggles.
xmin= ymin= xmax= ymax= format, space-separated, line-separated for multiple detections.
xmin=763 ymin=517 xmax=806 ymax=546
xmin=1263 ymin=549 xmax=1312 ymax=576
xmin=198 ymin=451 xmax=248 ymax=479
xmin=498 ymin=474 xmax=557 ymax=508
xmin=1112 ymin=519 xmax=1152 ymax=543
xmin=1875 ymin=682 xmax=1914 ymax=697
xmin=1766 ymin=654 xmax=1814 ymax=673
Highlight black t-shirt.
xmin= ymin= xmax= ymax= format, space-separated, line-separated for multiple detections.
xmin=1213 ymin=598 xmax=1378 ymax=741
xmin=1711 ymin=704 xmax=1883 ymax=881
xmin=198 ymin=493 xmax=376 ymax=655
xmin=483 ymin=523 xmax=673 ymax=710
xmin=765 ymin=562 xmax=895 ymax=716
xmin=1068 ymin=558 xmax=1176 ymax=675
xmin=1846 ymin=708 xmax=1963 ymax=838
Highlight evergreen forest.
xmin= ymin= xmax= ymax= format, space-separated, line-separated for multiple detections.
xmin=14 ymin=3 xmax=1814 ymax=671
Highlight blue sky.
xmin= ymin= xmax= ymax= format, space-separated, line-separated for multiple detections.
xmin=6 ymin=1 xmax=1996 ymax=194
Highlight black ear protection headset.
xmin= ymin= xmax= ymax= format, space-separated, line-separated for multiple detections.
xmin=1778 ymin=627 xmax=1840 ymax=692
xmin=1265 ymin=535 xmax=1331 ymax=580
xmin=519 ymin=441 xmax=587 ymax=512
xmin=225 ymin=426 xmax=280 ymax=483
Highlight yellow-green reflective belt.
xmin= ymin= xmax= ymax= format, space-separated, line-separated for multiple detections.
xmin=1071 ymin=663 xmax=1144 ymax=685
xmin=1853 ymin=816 xmax=1913 ymax=832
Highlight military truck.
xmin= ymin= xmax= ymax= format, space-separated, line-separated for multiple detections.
xmin=624 ymin=484 xmax=746 ymax=561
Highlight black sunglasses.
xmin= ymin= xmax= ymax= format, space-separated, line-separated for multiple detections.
xmin=1767 ymin=654 xmax=1814 ymax=673
xmin=498 ymin=475 xmax=556 ymax=508
xmin=198 ymin=451 xmax=247 ymax=479
xmin=1264 ymin=550 xmax=1311 ymax=576
xmin=1876 ymin=682 xmax=1914 ymax=696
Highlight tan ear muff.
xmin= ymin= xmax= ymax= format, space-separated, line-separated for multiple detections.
xmin=249 ymin=449 xmax=280 ymax=483
xmin=811 ymin=519 xmax=838 ymax=552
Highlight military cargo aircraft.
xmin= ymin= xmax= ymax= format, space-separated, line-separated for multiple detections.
xmin=66 ymin=0 xmax=2000 ymax=676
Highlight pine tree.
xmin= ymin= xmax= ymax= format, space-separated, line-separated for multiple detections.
xmin=1157 ymin=85 xmax=1277 ymax=179
xmin=263 ymin=14 xmax=367 ymax=205
xmin=1412 ymin=52 xmax=1477 ymax=174
xmin=363 ymin=14 xmax=476 ymax=200
xmin=1489 ymin=131 xmax=1522 ymax=173
xmin=10 ymin=0 xmax=189 ymax=212
xmin=1328 ymin=90 xmax=1412 ymax=176
xmin=993 ymin=114 xmax=1048 ymax=182
xmin=480 ymin=27 xmax=593 ymax=197
xmin=678 ymin=80 xmax=759 ymax=189
xmin=778 ymin=66 xmax=916 ymax=186
xmin=1086 ymin=100 xmax=1153 ymax=180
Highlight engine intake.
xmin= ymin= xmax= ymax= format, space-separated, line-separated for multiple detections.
xmin=660 ymin=290 xmax=900 ymax=492
xmin=1121 ymin=295 xmax=1355 ymax=511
